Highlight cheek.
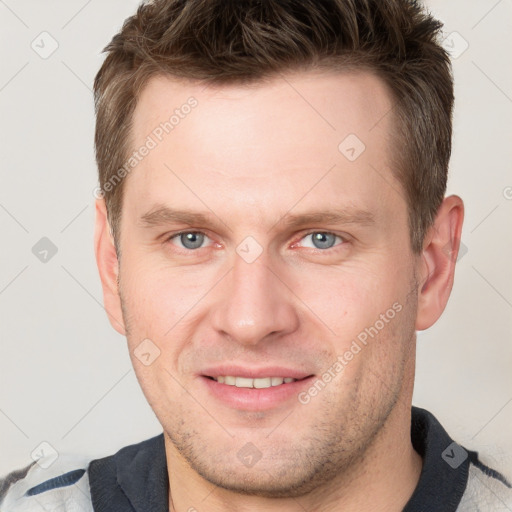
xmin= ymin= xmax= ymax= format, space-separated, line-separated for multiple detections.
xmin=289 ymin=260 xmax=411 ymax=343
xmin=119 ymin=254 xmax=215 ymax=336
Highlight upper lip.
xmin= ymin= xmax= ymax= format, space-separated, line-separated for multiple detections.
xmin=201 ymin=365 xmax=313 ymax=380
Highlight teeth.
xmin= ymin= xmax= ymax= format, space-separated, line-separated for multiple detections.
xmin=235 ymin=377 xmax=254 ymax=388
xmin=213 ymin=376 xmax=298 ymax=388
xmin=254 ymin=377 xmax=271 ymax=389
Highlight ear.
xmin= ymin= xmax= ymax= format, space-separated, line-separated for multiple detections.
xmin=415 ymin=195 xmax=464 ymax=331
xmin=94 ymin=199 xmax=126 ymax=335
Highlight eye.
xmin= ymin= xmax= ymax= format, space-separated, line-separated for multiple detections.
xmin=169 ymin=231 xmax=211 ymax=250
xmin=297 ymin=232 xmax=343 ymax=250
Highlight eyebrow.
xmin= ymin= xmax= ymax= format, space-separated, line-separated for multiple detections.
xmin=140 ymin=206 xmax=212 ymax=228
xmin=139 ymin=205 xmax=375 ymax=231
xmin=277 ymin=208 xmax=375 ymax=231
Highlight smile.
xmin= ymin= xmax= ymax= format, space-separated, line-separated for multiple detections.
xmin=202 ymin=373 xmax=314 ymax=411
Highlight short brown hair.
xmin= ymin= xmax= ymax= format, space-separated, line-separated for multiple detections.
xmin=94 ymin=0 xmax=453 ymax=253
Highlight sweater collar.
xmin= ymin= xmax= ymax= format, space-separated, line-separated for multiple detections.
xmin=403 ymin=406 xmax=469 ymax=511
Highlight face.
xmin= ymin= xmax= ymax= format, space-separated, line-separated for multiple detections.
xmin=111 ymin=71 xmax=422 ymax=497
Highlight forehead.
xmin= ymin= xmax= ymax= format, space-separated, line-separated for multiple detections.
xmin=124 ymin=70 xmax=402 ymax=230
xmin=133 ymin=70 xmax=393 ymax=156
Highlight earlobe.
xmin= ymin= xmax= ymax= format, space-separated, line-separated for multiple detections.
xmin=94 ymin=199 xmax=126 ymax=335
xmin=415 ymin=195 xmax=464 ymax=331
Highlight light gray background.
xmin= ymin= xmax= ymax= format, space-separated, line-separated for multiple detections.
xmin=1 ymin=0 xmax=511 ymax=477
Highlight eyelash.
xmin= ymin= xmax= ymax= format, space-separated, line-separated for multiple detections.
xmin=166 ymin=230 xmax=346 ymax=253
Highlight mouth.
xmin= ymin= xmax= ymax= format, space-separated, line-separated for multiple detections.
xmin=200 ymin=370 xmax=314 ymax=411
xmin=206 ymin=375 xmax=299 ymax=388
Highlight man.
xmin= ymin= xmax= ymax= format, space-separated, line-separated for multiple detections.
xmin=1 ymin=0 xmax=510 ymax=510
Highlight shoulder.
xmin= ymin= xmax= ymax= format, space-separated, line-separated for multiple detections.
xmin=0 ymin=435 xmax=166 ymax=512
xmin=0 ymin=454 xmax=92 ymax=512
xmin=407 ymin=407 xmax=511 ymax=511
xmin=457 ymin=451 xmax=512 ymax=511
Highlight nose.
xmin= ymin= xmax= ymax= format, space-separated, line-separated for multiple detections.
xmin=210 ymin=250 xmax=300 ymax=346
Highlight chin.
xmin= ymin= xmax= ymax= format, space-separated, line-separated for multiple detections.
xmin=193 ymin=464 xmax=325 ymax=499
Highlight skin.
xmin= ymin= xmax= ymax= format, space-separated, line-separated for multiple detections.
xmin=95 ymin=70 xmax=464 ymax=511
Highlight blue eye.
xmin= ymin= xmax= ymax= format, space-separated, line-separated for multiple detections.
xmin=168 ymin=231 xmax=343 ymax=252
xmin=171 ymin=232 xmax=209 ymax=250
xmin=299 ymin=232 xmax=342 ymax=250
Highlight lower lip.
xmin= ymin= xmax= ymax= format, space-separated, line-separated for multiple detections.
xmin=201 ymin=376 xmax=314 ymax=411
